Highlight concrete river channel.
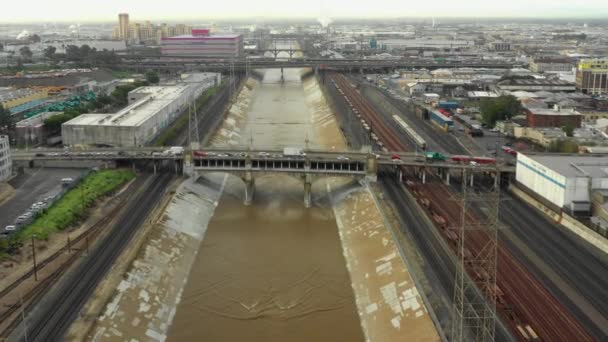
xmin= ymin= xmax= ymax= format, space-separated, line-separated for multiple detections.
xmin=83 ymin=45 xmax=438 ymax=342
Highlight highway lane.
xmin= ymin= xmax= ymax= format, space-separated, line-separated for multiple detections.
xmin=359 ymin=76 xmax=608 ymax=331
xmin=499 ymin=194 xmax=608 ymax=339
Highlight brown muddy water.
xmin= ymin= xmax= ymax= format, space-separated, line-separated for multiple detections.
xmin=167 ymin=67 xmax=364 ymax=341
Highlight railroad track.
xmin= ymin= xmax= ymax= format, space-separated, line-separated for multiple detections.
xmin=329 ymin=72 xmax=595 ymax=341
xmin=14 ymin=173 xmax=173 ymax=342
xmin=0 ymin=176 xmax=150 ymax=338
xmin=357 ymin=75 xmax=608 ymax=340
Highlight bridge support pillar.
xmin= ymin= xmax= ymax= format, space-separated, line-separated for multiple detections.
xmin=422 ymin=170 xmax=426 ymax=184
xmin=365 ymin=154 xmax=378 ymax=182
xmin=446 ymin=171 xmax=450 ymax=185
xmin=470 ymin=173 xmax=474 ymax=187
xmin=304 ymin=181 xmax=312 ymax=208
xmin=244 ymin=176 xmax=255 ymax=206
xmin=153 ymin=161 xmax=157 ymax=175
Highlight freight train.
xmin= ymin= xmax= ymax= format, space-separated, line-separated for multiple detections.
xmin=393 ymin=115 xmax=427 ymax=150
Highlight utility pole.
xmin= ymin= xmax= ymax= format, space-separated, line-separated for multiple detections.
xmin=31 ymin=235 xmax=37 ymax=281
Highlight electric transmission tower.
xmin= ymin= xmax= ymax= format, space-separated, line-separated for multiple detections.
xmin=188 ymin=95 xmax=200 ymax=148
xmin=451 ymin=168 xmax=500 ymax=342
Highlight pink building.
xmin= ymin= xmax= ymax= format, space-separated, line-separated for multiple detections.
xmin=161 ymin=29 xmax=243 ymax=58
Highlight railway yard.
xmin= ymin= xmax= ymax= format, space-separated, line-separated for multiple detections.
xmin=326 ymin=72 xmax=607 ymax=341
xmin=0 ymin=69 xmax=606 ymax=342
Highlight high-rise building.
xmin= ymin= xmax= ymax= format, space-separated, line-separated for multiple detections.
xmin=161 ymin=29 xmax=243 ymax=58
xmin=576 ymin=59 xmax=608 ymax=95
xmin=0 ymin=135 xmax=11 ymax=182
xmin=119 ymin=13 xmax=129 ymax=41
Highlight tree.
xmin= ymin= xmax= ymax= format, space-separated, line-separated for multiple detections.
xmin=562 ymin=123 xmax=574 ymax=137
xmin=548 ymin=139 xmax=579 ymax=153
xmin=19 ymin=46 xmax=33 ymax=62
xmin=43 ymin=46 xmax=57 ymax=59
xmin=65 ymin=45 xmax=81 ymax=61
xmin=0 ymin=105 xmax=15 ymax=134
xmin=145 ymin=71 xmax=160 ymax=84
xmin=480 ymin=95 xmax=522 ymax=127
xmin=30 ymin=34 xmax=41 ymax=43
xmin=44 ymin=113 xmax=75 ymax=134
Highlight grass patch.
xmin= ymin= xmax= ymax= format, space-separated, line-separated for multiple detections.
xmin=112 ymin=70 xmax=134 ymax=79
xmin=154 ymin=85 xmax=220 ymax=146
xmin=16 ymin=169 xmax=135 ymax=242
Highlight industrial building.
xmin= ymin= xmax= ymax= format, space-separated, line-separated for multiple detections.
xmin=0 ymin=87 xmax=49 ymax=114
xmin=161 ymin=29 xmax=243 ymax=58
xmin=516 ymin=153 xmax=608 ymax=213
xmin=525 ymin=106 xmax=582 ymax=128
xmin=576 ymin=58 xmax=608 ymax=95
xmin=0 ymin=135 xmax=11 ymax=182
xmin=62 ymin=73 xmax=220 ymax=147
xmin=15 ymin=112 xmax=63 ymax=146
xmin=529 ymin=57 xmax=574 ymax=73
xmin=497 ymin=78 xmax=576 ymax=92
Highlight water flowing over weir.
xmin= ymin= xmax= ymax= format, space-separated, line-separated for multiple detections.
xmin=166 ymin=67 xmax=365 ymax=341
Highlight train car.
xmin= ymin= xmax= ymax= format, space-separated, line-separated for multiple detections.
xmin=472 ymin=156 xmax=497 ymax=164
xmin=392 ymin=115 xmax=427 ymax=150
xmin=429 ymin=110 xmax=454 ymax=132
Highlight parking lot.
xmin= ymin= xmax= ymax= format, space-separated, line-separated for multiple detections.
xmin=0 ymin=168 xmax=85 ymax=232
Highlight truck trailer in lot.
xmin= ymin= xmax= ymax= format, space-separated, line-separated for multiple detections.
xmin=429 ymin=110 xmax=454 ymax=132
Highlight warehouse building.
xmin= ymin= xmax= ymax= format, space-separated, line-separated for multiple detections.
xmin=15 ymin=111 xmax=63 ymax=146
xmin=529 ymin=57 xmax=574 ymax=73
xmin=62 ymin=73 xmax=219 ymax=147
xmin=0 ymin=135 xmax=11 ymax=182
xmin=525 ymin=106 xmax=582 ymax=128
xmin=516 ymin=153 xmax=608 ymax=213
xmin=161 ymin=29 xmax=243 ymax=58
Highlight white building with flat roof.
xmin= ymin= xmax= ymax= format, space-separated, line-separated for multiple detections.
xmin=516 ymin=153 xmax=608 ymax=212
xmin=62 ymin=73 xmax=219 ymax=147
xmin=0 ymin=135 xmax=11 ymax=182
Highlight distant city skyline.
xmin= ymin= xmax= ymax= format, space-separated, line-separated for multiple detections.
xmin=2 ymin=1 xmax=608 ymax=23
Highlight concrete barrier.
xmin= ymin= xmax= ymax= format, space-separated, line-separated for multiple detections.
xmin=510 ymin=185 xmax=608 ymax=254
xmin=13 ymin=159 xmax=116 ymax=169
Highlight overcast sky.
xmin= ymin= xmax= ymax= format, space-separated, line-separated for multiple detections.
xmin=3 ymin=0 xmax=608 ymax=22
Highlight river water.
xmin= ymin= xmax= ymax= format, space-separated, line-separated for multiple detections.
xmin=167 ymin=67 xmax=364 ymax=341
